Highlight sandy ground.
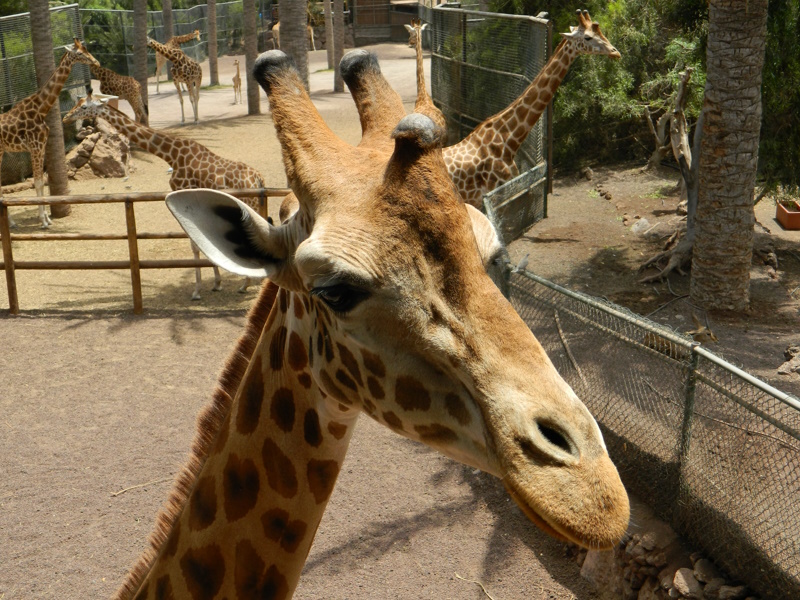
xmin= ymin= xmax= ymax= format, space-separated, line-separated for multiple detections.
xmin=0 ymin=45 xmax=605 ymax=599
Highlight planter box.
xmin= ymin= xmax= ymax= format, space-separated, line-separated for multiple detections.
xmin=776 ymin=202 xmax=800 ymax=230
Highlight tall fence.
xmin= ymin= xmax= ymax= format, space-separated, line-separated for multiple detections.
xmin=351 ymin=0 xmax=417 ymax=45
xmin=507 ymin=269 xmax=800 ymax=600
xmin=0 ymin=3 xmax=91 ymax=185
xmin=429 ymin=6 xmax=551 ymax=243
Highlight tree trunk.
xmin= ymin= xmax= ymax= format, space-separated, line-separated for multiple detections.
xmin=324 ymin=0 xmax=334 ymax=69
xmin=208 ymin=0 xmax=219 ymax=86
xmin=333 ymin=0 xmax=345 ymax=92
xmin=690 ymin=0 xmax=769 ymax=311
xmin=29 ymin=0 xmax=70 ymax=215
xmin=162 ymin=0 xmax=174 ymax=80
xmin=279 ymin=0 xmax=309 ymax=90
xmin=243 ymin=0 xmax=260 ymax=114
xmin=133 ymin=0 xmax=149 ymax=124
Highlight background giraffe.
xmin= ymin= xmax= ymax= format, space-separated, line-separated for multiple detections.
xmin=442 ymin=10 xmax=620 ymax=207
xmin=63 ymin=94 xmax=264 ymax=299
xmin=408 ymin=19 xmax=446 ymax=131
xmin=112 ymin=49 xmax=628 ymax=600
xmin=271 ymin=22 xmax=316 ymax=51
xmin=0 ymin=38 xmax=99 ymax=228
xmin=89 ymin=63 xmax=148 ymax=125
xmin=146 ymin=37 xmax=202 ymax=124
xmin=232 ymin=59 xmax=242 ymax=104
xmin=154 ymin=29 xmax=200 ymax=94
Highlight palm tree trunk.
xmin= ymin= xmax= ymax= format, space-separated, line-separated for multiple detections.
xmin=690 ymin=0 xmax=769 ymax=311
xmin=133 ymin=0 xmax=149 ymax=124
xmin=279 ymin=0 xmax=309 ymax=90
xmin=324 ymin=0 xmax=334 ymax=69
xmin=243 ymin=0 xmax=260 ymax=114
xmin=29 ymin=0 xmax=70 ymax=216
xmin=333 ymin=0 xmax=345 ymax=92
xmin=162 ymin=0 xmax=174 ymax=81
xmin=208 ymin=0 xmax=219 ymax=86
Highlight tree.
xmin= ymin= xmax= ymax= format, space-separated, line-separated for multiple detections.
xmin=243 ymin=0 xmax=260 ymax=114
xmin=208 ymin=0 xmax=219 ymax=86
xmin=162 ymin=0 xmax=175 ymax=40
xmin=279 ymin=0 xmax=310 ymax=90
xmin=324 ymin=0 xmax=334 ymax=69
xmin=333 ymin=0 xmax=345 ymax=92
xmin=133 ymin=0 xmax=148 ymax=121
xmin=29 ymin=0 xmax=70 ymax=217
xmin=690 ymin=0 xmax=769 ymax=311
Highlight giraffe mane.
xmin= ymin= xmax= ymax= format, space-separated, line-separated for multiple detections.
xmin=113 ymin=281 xmax=280 ymax=599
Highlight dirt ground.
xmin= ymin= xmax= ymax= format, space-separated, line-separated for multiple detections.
xmin=1 ymin=43 xmax=798 ymax=599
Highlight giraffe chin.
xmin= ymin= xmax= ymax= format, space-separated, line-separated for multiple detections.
xmin=504 ymin=484 xmax=572 ymax=546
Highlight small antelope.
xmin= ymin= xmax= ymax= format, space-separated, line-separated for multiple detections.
xmin=687 ymin=313 xmax=718 ymax=344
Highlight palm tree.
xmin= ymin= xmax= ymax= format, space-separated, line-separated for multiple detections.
xmin=279 ymin=0 xmax=310 ymax=90
xmin=243 ymin=0 xmax=260 ymax=114
xmin=132 ymin=0 xmax=148 ymax=121
xmin=208 ymin=0 xmax=219 ymax=86
xmin=690 ymin=0 xmax=769 ymax=311
xmin=333 ymin=0 xmax=344 ymax=92
xmin=28 ymin=0 xmax=70 ymax=217
xmin=162 ymin=0 xmax=174 ymax=81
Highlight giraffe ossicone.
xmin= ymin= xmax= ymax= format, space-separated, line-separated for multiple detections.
xmin=116 ymin=49 xmax=628 ymax=600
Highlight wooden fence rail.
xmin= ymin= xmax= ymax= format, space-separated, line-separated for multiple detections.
xmin=0 ymin=188 xmax=291 ymax=315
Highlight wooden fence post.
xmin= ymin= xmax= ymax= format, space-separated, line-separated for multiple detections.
xmin=0 ymin=203 xmax=19 ymax=314
xmin=124 ymin=200 xmax=143 ymax=314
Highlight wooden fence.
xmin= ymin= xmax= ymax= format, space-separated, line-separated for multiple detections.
xmin=0 ymin=188 xmax=291 ymax=315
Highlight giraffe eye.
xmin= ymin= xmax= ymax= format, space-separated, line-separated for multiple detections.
xmin=311 ymin=283 xmax=370 ymax=314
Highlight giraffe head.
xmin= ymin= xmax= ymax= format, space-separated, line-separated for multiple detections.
xmin=168 ymin=50 xmax=629 ymax=550
xmin=62 ymin=91 xmax=104 ymax=124
xmin=192 ymin=29 xmax=201 ymax=42
xmin=404 ymin=18 xmax=427 ymax=47
xmin=62 ymin=37 xmax=100 ymax=69
xmin=561 ymin=9 xmax=620 ymax=59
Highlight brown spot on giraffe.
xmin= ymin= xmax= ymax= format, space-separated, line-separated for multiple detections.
xmin=319 ymin=370 xmax=350 ymax=405
xmin=234 ymin=540 xmax=290 ymax=599
xmin=223 ymin=454 xmax=261 ymax=522
xmin=188 ymin=475 xmax=217 ymax=532
xmin=303 ymin=409 xmax=323 ymax=447
xmin=261 ymin=438 xmax=299 ymax=499
xmin=395 ymin=376 xmax=432 ymax=412
xmin=154 ymin=575 xmax=175 ymax=600
xmin=336 ymin=343 xmax=363 ymax=386
xmin=269 ymin=327 xmax=288 ymax=371
xmin=261 ymin=508 xmax=308 ymax=553
xmin=293 ymin=297 xmax=305 ymax=319
xmin=367 ymin=376 xmax=385 ymax=400
xmin=269 ymin=388 xmax=296 ymax=433
xmin=382 ymin=411 xmax=404 ymax=431
xmin=414 ymin=423 xmax=458 ymax=444
xmin=306 ymin=459 xmax=340 ymax=504
xmin=445 ymin=393 xmax=471 ymax=426
xmin=335 ymin=368 xmax=358 ymax=392
xmin=327 ymin=421 xmax=348 ymax=440
xmin=297 ymin=372 xmax=312 ymax=389
xmin=179 ymin=544 xmax=225 ymax=600
xmin=236 ymin=364 xmax=264 ymax=435
xmin=287 ymin=332 xmax=308 ymax=371
xmin=361 ymin=348 xmax=386 ymax=378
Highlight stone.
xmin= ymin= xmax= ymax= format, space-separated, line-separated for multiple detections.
xmin=703 ymin=578 xmax=726 ymax=599
xmin=673 ymin=568 xmax=703 ymax=599
xmin=581 ymin=549 xmax=623 ymax=597
xmin=581 ymin=166 xmax=594 ymax=180
xmin=717 ymin=585 xmax=748 ymax=600
xmin=693 ymin=559 xmax=720 ymax=583
xmin=89 ymin=131 xmax=130 ymax=178
xmin=638 ymin=578 xmax=662 ymax=600
xmin=646 ymin=551 xmax=668 ymax=568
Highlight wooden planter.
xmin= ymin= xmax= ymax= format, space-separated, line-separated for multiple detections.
xmin=776 ymin=201 xmax=800 ymax=230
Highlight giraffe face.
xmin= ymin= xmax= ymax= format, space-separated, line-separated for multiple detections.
xmin=561 ymin=10 xmax=620 ymax=59
xmin=62 ymin=95 xmax=101 ymax=124
xmin=65 ymin=37 xmax=101 ymax=68
xmin=167 ymin=51 xmax=629 ymax=550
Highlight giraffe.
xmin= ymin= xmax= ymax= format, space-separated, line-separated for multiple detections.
xmin=271 ymin=22 xmax=316 ymax=51
xmin=404 ymin=19 xmax=423 ymax=48
xmin=63 ymin=94 xmax=265 ymax=300
xmin=113 ymin=50 xmax=629 ymax=600
xmin=442 ymin=9 xmax=620 ymax=208
xmin=408 ymin=19 xmax=446 ymax=132
xmin=147 ymin=37 xmax=202 ymax=124
xmin=154 ymin=29 xmax=201 ymax=94
xmin=89 ymin=63 xmax=149 ymax=125
xmin=0 ymin=38 xmax=99 ymax=229
xmin=232 ymin=59 xmax=243 ymax=105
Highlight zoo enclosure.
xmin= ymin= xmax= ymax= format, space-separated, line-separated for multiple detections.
xmin=428 ymin=5 xmax=551 ymax=244
xmin=0 ymin=188 xmax=290 ymax=315
xmin=506 ymin=269 xmax=800 ymax=600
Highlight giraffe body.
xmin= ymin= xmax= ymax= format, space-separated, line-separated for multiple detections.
xmin=63 ymin=95 xmax=265 ymax=299
xmin=147 ymin=37 xmax=202 ymax=124
xmin=232 ymin=60 xmax=243 ymax=104
xmin=271 ymin=22 xmax=316 ymax=51
xmin=90 ymin=63 xmax=148 ymax=125
xmin=443 ymin=10 xmax=620 ymax=207
xmin=154 ymin=29 xmax=201 ymax=94
xmin=0 ymin=39 xmax=99 ymax=228
xmin=113 ymin=50 xmax=629 ymax=600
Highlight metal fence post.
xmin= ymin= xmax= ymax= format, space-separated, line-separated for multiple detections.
xmin=0 ymin=202 xmax=19 ymax=314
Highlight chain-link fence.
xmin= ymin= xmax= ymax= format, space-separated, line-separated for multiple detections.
xmin=507 ymin=269 xmax=800 ymax=600
xmin=430 ymin=6 xmax=550 ymax=244
xmin=0 ymin=3 xmax=90 ymax=185
xmin=352 ymin=0 xmax=417 ymax=45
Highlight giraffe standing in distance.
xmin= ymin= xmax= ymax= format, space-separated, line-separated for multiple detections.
xmin=154 ymin=29 xmax=201 ymax=94
xmin=147 ymin=37 xmax=202 ymax=124
xmin=0 ymin=38 xmax=99 ymax=228
xmin=113 ymin=49 xmax=629 ymax=600
xmin=63 ymin=94 xmax=265 ymax=299
xmin=232 ymin=59 xmax=243 ymax=104
xmin=408 ymin=19 xmax=446 ymax=131
xmin=89 ymin=63 xmax=149 ymax=125
xmin=271 ymin=22 xmax=316 ymax=51
xmin=443 ymin=10 xmax=620 ymax=207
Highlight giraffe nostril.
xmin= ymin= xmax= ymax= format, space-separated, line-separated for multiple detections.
xmin=536 ymin=421 xmax=572 ymax=454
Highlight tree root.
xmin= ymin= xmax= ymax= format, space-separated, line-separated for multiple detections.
xmin=639 ymin=225 xmax=693 ymax=283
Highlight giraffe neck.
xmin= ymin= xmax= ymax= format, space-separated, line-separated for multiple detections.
xmin=463 ymin=39 xmax=578 ymax=159
xmin=169 ymin=31 xmax=198 ymax=46
xmin=118 ymin=285 xmax=360 ymax=599
xmin=32 ymin=54 xmax=76 ymax=117
xmin=96 ymin=107 xmax=185 ymax=165
xmin=414 ymin=30 xmax=427 ymax=108
xmin=90 ymin=64 xmax=113 ymax=85
xmin=149 ymin=39 xmax=187 ymax=63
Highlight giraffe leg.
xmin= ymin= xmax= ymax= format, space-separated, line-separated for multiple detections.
xmin=0 ymin=149 xmax=15 ymax=228
xmin=237 ymin=277 xmax=252 ymax=293
xmin=155 ymin=54 xmax=165 ymax=94
xmin=211 ymin=265 xmax=221 ymax=292
xmin=30 ymin=150 xmax=51 ymax=229
xmin=190 ymin=240 xmax=202 ymax=300
xmin=174 ymin=79 xmax=186 ymax=124
xmin=189 ymin=81 xmax=199 ymax=123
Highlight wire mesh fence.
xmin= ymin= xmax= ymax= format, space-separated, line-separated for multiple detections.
xmin=508 ymin=269 xmax=800 ymax=600
xmin=429 ymin=6 xmax=550 ymax=243
xmin=0 ymin=3 xmax=90 ymax=185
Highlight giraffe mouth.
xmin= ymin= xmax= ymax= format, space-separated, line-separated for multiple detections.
xmin=504 ymin=484 xmax=571 ymax=545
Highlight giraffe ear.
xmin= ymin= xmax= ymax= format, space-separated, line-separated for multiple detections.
xmin=465 ymin=205 xmax=508 ymax=291
xmin=166 ymin=189 xmax=291 ymax=280
xmin=404 ymin=24 xmax=414 ymax=33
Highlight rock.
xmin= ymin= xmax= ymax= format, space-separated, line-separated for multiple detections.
xmin=581 ymin=550 xmax=622 ymax=597
xmin=646 ymin=551 xmax=668 ymax=568
xmin=703 ymin=577 xmax=726 ymax=599
xmin=631 ymin=218 xmax=652 ymax=235
xmin=581 ymin=166 xmax=594 ymax=180
xmin=638 ymin=578 xmax=662 ymax=600
xmin=89 ymin=130 xmax=131 ymax=178
xmin=693 ymin=559 xmax=720 ymax=583
xmin=717 ymin=585 xmax=748 ymax=600
xmin=673 ymin=568 xmax=703 ymax=599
